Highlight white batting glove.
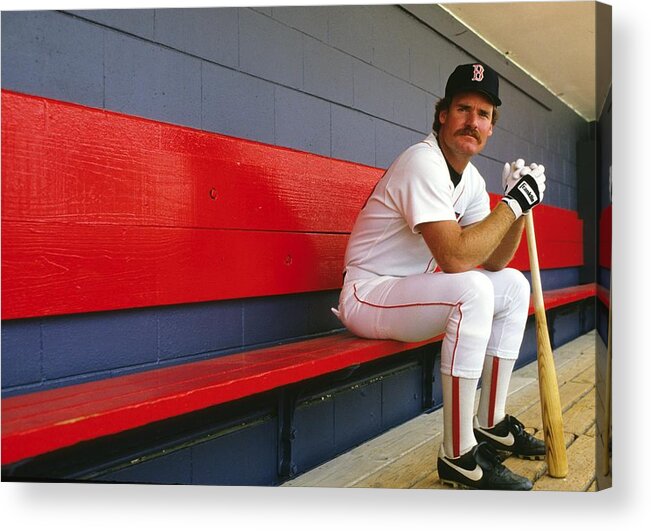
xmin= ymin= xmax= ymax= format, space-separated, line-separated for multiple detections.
xmin=502 ymin=158 xmax=526 ymax=194
xmin=502 ymin=162 xmax=546 ymax=219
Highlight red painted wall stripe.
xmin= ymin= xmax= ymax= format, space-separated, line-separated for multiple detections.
xmin=2 ymin=90 xmax=585 ymax=320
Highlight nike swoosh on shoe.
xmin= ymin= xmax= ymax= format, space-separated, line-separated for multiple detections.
xmin=475 ymin=426 xmax=515 ymax=447
xmin=440 ymin=456 xmax=484 ymax=482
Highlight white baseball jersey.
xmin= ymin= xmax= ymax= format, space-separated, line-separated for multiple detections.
xmin=344 ymin=133 xmax=491 ymax=279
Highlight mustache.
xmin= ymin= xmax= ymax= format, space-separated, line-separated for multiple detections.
xmin=455 ymin=128 xmax=481 ymax=141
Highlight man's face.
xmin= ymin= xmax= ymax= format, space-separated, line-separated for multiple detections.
xmin=438 ymin=91 xmax=494 ymax=158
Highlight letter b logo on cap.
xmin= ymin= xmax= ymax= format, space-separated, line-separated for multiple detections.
xmin=472 ymin=64 xmax=484 ymax=82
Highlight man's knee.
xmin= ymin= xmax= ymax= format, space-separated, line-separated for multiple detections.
xmin=464 ymin=270 xmax=495 ymax=300
xmin=458 ymin=271 xmax=495 ymax=317
xmin=501 ymin=268 xmax=530 ymax=305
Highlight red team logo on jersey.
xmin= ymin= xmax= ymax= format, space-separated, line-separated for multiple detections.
xmin=472 ymin=64 xmax=484 ymax=82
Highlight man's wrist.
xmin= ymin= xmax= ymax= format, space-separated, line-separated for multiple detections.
xmin=501 ymin=197 xmax=522 ymax=219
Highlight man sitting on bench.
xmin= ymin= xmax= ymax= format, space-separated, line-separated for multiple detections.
xmin=333 ymin=63 xmax=546 ymax=490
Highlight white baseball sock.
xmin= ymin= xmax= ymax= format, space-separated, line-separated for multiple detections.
xmin=476 ymin=355 xmax=516 ymax=428
xmin=441 ymin=373 xmax=479 ymax=458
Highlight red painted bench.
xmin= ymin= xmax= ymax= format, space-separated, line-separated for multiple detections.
xmin=1 ymin=90 xmax=595 ymax=466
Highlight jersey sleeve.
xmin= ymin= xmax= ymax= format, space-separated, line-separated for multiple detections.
xmin=386 ymin=149 xmax=456 ymax=233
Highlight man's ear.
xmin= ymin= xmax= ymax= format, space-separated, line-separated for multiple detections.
xmin=439 ymin=109 xmax=447 ymax=125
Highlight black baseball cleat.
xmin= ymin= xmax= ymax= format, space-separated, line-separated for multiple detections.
xmin=437 ymin=442 xmax=533 ymax=490
xmin=474 ymin=414 xmax=546 ymax=460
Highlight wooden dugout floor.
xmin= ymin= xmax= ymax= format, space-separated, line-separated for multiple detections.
xmin=282 ymin=330 xmax=611 ymax=492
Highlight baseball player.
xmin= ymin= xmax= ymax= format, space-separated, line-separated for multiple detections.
xmin=334 ymin=63 xmax=546 ymax=490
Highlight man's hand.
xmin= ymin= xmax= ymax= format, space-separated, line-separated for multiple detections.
xmin=501 ymin=163 xmax=546 ymax=219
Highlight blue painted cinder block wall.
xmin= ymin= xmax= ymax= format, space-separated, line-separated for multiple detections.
xmin=2 ymin=6 xmax=590 ymax=396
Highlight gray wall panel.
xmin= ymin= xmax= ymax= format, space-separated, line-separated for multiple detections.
xmin=407 ymin=24 xmax=445 ymax=95
xmin=370 ymin=5 xmax=412 ymax=80
xmin=375 ymin=120 xmax=421 ymax=169
xmin=104 ymin=31 xmax=202 ymax=128
xmin=271 ymin=5 xmax=330 ymax=41
xmin=304 ymin=36 xmax=354 ymax=106
xmin=238 ymin=8 xmax=303 ymax=90
xmin=472 ymin=156 xmax=504 ymax=196
xmin=68 ymin=9 xmax=155 ymax=39
xmin=1 ymin=11 xmax=104 ymax=108
xmin=326 ymin=5 xmax=374 ymax=63
xmin=153 ymin=7 xmax=239 ymax=68
xmin=533 ymin=112 xmax=550 ymax=151
xmin=202 ymin=63 xmax=276 ymax=144
xmin=331 ymin=105 xmax=376 ymax=167
xmin=392 ymin=80 xmax=431 ymax=133
xmin=353 ymin=58 xmax=398 ymax=124
xmin=274 ymin=86 xmax=331 ymax=156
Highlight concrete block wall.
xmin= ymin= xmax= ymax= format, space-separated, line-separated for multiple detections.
xmin=1 ymin=6 xmax=588 ymax=209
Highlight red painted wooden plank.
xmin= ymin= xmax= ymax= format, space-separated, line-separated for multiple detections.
xmin=1 ymin=284 xmax=595 ymax=465
xmin=2 ymin=222 xmax=347 ymax=319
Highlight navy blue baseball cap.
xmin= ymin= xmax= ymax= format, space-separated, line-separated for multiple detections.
xmin=445 ymin=63 xmax=502 ymax=106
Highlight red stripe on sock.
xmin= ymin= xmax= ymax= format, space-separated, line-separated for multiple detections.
xmin=452 ymin=376 xmax=460 ymax=457
xmin=488 ymin=356 xmax=500 ymax=427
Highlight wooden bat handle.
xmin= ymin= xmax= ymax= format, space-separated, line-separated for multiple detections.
xmin=525 ymin=213 xmax=569 ymax=478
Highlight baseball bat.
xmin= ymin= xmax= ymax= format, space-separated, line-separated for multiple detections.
xmin=524 ymin=212 xmax=568 ymax=478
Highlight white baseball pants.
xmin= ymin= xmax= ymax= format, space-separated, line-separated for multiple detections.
xmin=336 ymin=268 xmax=530 ymax=379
